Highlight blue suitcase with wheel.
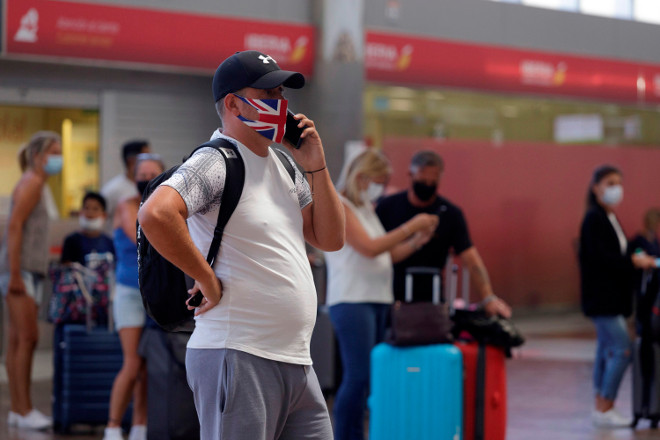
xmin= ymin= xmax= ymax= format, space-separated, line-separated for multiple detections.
xmin=369 ymin=268 xmax=463 ymax=440
xmin=52 ymin=324 xmax=131 ymax=433
xmin=369 ymin=343 xmax=463 ymax=440
xmin=51 ymin=266 xmax=131 ymax=433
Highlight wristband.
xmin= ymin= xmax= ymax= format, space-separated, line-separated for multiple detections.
xmin=656 ymin=258 xmax=660 ymax=268
xmin=481 ymin=294 xmax=498 ymax=307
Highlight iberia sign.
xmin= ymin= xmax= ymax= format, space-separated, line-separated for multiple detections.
xmin=366 ymin=31 xmax=660 ymax=104
xmin=4 ymin=0 xmax=315 ymax=74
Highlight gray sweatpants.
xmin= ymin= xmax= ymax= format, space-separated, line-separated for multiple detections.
xmin=186 ymin=348 xmax=333 ymax=440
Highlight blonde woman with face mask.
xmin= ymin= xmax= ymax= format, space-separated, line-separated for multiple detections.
xmin=324 ymin=150 xmax=438 ymax=440
xmin=579 ymin=164 xmax=656 ymax=429
xmin=0 ymin=131 xmax=62 ymax=431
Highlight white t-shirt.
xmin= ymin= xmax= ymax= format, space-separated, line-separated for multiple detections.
xmin=101 ymin=173 xmax=138 ymax=224
xmin=607 ymin=212 xmax=628 ymax=255
xmin=324 ymin=196 xmax=394 ymax=306
xmin=162 ymin=131 xmax=316 ymax=365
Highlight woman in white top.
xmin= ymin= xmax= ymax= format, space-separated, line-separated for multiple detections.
xmin=324 ymin=150 xmax=438 ymax=440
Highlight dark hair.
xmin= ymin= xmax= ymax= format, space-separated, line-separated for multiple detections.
xmin=586 ymin=164 xmax=621 ymax=209
xmin=410 ymin=150 xmax=444 ymax=173
xmin=644 ymin=207 xmax=660 ymax=232
xmin=82 ymin=191 xmax=107 ymax=211
xmin=122 ymin=140 xmax=150 ymax=167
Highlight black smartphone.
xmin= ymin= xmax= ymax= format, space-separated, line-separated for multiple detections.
xmin=188 ymin=292 xmax=203 ymax=307
xmin=284 ymin=110 xmax=305 ymax=149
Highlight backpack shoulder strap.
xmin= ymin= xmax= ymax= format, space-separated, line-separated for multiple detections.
xmin=273 ymin=148 xmax=296 ymax=184
xmin=190 ymin=137 xmax=245 ymax=266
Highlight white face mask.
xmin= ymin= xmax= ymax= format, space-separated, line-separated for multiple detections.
xmin=361 ymin=182 xmax=385 ymax=203
xmin=601 ymin=185 xmax=623 ymax=207
xmin=79 ymin=216 xmax=105 ymax=232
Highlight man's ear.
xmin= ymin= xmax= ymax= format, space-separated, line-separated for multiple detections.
xmin=225 ymin=94 xmax=240 ymax=117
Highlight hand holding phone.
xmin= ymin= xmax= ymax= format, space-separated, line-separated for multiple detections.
xmin=188 ymin=292 xmax=203 ymax=307
xmin=284 ymin=110 xmax=305 ymax=149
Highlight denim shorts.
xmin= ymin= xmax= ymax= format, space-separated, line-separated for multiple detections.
xmin=113 ymin=283 xmax=146 ymax=331
xmin=0 ymin=271 xmax=45 ymax=305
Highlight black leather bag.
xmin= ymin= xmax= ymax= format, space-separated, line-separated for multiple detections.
xmin=386 ymin=267 xmax=453 ymax=347
xmin=452 ymin=308 xmax=525 ymax=357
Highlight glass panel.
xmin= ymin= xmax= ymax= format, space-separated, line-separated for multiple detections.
xmin=634 ymin=0 xmax=660 ymax=24
xmin=581 ymin=0 xmax=632 ymax=19
xmin=363 ymin=84 xmax=660 ymax=148
xmin=522 ymin=0 xmax=578 ymax=11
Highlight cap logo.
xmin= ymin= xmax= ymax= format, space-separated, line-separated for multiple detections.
xmin=258 ymin=54 xmax=276 ymax=64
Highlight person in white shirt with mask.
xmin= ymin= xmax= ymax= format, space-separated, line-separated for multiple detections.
xmin=138 ymin=50 xmax=345 ymax=440
xmin=324 ymin=150 xmax=437 ymax=440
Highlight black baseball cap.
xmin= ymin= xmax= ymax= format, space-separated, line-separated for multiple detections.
xmin=212 ymin=50 xmax=305 ymax=102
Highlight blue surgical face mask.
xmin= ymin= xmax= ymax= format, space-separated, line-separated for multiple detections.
xmin=602 ymin=184 xmax=623 ymax=207
xmin=44 ymin=155 xmax=63 ymax=175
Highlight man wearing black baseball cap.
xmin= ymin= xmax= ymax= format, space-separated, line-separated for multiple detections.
xmin=138 ymin=50 xmax=344 ymax=439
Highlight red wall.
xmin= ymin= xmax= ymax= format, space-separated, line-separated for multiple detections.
xmin=383 ymin=138 xmax=660 ymax=310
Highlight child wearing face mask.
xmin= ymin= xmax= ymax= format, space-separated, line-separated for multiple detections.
xmin=61 ymin=192 xmax=115 ymax=267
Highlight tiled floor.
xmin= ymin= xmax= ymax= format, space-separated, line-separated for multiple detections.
xmin=1 ymin=313 xmax=660 ymax=439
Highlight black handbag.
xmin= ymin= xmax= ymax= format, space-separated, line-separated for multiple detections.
xmin=452 ymin=308 xmax=525 ymax=357
xmin=386 ymin=267 xmax=453 ymax=347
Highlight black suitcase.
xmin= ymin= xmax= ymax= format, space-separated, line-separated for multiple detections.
xmin=632 ymin=337 xmax=660 ymax=428
xmin=52 ymin=324 xmax=131 ymax=433
xmin=310 ymin=305 xmax=338 ymax=397
xmin=139 ymin=326 xmax=200 ymax=440
xmin=632 ymin=268 xmax=660 ymax=429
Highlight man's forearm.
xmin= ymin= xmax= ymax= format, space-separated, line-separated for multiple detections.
xmin=468 ymin=263 xmax=494 ymax=300
xmin=306 ymin=169 xmax=345 ymax=251
xmin=461 ymin=247 xmax=494 ymax=300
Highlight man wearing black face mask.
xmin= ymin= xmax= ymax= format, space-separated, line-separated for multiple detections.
xmin=376 ymin=150 xmax=511 ymax=318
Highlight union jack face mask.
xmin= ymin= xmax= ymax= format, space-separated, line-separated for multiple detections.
xmin=233 ymin=94 xmax=288 ymax=143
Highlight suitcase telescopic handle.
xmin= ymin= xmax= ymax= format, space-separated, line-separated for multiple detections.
xmin=405 ymin=267 xmax=442 ymax=304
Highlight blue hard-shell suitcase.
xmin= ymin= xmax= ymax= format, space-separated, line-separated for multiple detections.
xmin=369 ymin=342 xmax=463 ymax=440
xmin=52 ymin=324 xmax=131 ymax=433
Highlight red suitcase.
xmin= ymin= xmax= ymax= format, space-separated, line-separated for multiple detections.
xmin=448 ymin=262 xmax=507 ymax=440
xmin=455 ymin=341 xmax=507 ymax=440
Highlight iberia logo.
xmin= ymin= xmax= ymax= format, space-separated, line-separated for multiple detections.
xmin=366 ymin=43 xmax=414 ymax=71
xmin=244 ymin=34 xmax=309 ymax=65
xmin=289 ymin=36 xmax=308 ymax=63
xmin=14 ymin=8 xmax=39 ymax=43
xmin=653 ymin=74 xmax=660 ymax=97
xmin=519 ymin=60 xmax=567 ymax=87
